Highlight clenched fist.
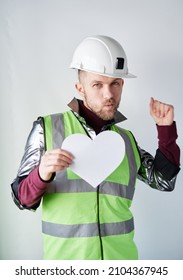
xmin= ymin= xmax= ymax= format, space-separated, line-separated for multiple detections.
xmin=149 ymin=97 xmax=174 ymax=126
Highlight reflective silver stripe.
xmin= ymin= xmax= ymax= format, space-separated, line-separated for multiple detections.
xmin=100 ymin=182 xmax=134 ymax=200
xmin=51 ymin=113 xmax=65 ymax=149
xmin=117 ymin=128 xmax=138 ymax=188
xmin=42 ymin=218 xmax=134 ymax=238
xmin=100 ymin=218 xmax=134 ymax=236
xmin=46 ymin=173 xmax=134 ymax=200
xmin=42 ymin=221 xmax=98 ymax=238
xmin=46 ymin=176 xmax=96 ymax=194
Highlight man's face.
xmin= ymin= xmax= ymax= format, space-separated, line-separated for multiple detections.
xmin=76 ymin=71 xmax=124 ymax=120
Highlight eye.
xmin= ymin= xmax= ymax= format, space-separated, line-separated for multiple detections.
xmin=93 ymin=83 xmax=102 ymax=88
xmin=111 ymin=81 xmax=120 ymax=86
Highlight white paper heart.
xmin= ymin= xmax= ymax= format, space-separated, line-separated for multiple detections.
xmin=62 ymin=131 xmax=125 ymax=187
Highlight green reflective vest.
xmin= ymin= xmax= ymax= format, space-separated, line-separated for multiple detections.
xmin=42 ymin=110 xmax=141 ymax=260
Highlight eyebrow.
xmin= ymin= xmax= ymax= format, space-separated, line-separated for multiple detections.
xmin=90 ymin=78 xmax=121 ymax=84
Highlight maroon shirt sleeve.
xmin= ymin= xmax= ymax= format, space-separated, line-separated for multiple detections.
xmin=157 ymin=121 xmax=180 ymax=167
xmin=18 ymin=122 xmax=180 ymax=207
xmin=18 ymin=167 xmax=48 ymax=207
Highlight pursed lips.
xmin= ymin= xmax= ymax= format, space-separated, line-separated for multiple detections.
xmin=104 ymin=103 xmax=115 ymax=107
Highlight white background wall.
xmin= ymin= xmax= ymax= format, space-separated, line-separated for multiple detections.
xmin=0 ymin=0 xmax=182 ymax=259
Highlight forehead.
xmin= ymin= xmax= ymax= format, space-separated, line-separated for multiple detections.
xmin=84 ymin=71 xmax=122 ymax=83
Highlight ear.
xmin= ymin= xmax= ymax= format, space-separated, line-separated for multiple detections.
xmin=75 ymin=83 xmax=85 ymax=97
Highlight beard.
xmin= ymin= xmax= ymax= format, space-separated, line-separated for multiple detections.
xmin=84 ymin=97 xmax=120 ymax=120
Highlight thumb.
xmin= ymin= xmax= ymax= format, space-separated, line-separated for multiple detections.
xmin=149 ymin=97 xmax=154 ymax=115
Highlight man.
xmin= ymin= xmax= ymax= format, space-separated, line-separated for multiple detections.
xmin=11 ymin=35 xmax=180 ymax=260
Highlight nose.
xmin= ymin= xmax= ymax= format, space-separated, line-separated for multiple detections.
xmin=103 ymin=86 xmax=113 ymax=99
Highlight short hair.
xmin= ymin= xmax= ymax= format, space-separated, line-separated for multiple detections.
xmin=78 ymin=69 xmax=86 ymax=83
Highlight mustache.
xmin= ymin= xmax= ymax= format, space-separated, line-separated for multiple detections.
xmin=103 ymin=99 xmax=115 ymax=105
xmin=103 ymin=100 xmax=117 ymax=106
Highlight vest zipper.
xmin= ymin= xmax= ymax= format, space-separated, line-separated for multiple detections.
xmin=97 ymin=185 xmax=104 ymax=260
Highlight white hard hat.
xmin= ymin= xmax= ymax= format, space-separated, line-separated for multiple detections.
xmin=70 ymin=35 xmax=136 ymax=78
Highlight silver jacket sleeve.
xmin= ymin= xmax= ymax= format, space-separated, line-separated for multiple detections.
xmin=11 ymin=117 xmax=45 ymax=209
xmin=17 ymin=117 xmax=45 ymax=177
xmin=137 ymin=147 xmax=177 ymax=191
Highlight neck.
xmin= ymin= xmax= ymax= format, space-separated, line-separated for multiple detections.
xmin=78 ymin=100 xmax=113 ymax=134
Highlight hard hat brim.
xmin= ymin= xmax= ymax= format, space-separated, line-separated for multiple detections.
xmin=70 ymin=66 xmax=136 ymax=79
